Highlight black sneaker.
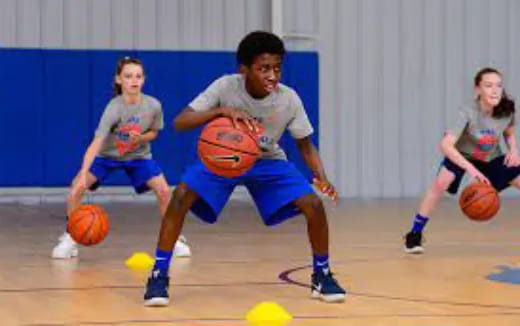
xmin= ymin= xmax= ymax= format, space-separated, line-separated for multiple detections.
xmin=311 ymin=271 xmax=346 ymax=303
xmin=404 ymin=231 xmax=424 ymax=254
xmin=144 ymin=269 xmax=170 ymax=306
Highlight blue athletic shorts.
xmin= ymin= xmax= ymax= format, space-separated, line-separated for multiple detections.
xmin=442 ymin=155 xmax=520 ymax=194
xmin=181 ymin=159 xmax=315 ymax=226
xmin=89 ymin=157 xmax=163 ymax=194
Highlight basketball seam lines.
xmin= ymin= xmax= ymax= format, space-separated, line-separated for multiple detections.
xmin=198 ymin=138 xmax=258 ymax=156
xmin=479 ymin=195 xmax=500 ymax=219
xmin=67 ymin=210 xmax=92 ymax=233
xmin=79 ymin=209 xmax=97 ymax=246
xmin=460 ymin=190 xmax=497 ymax=211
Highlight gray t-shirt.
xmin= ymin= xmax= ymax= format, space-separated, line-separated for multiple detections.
xmin=447 ymin=100 xmax=514 ymax=162
xmin=188 ymin=74 xmax=314 ymax=159
xmin=96 ymin=94 xmax=164 ymax=160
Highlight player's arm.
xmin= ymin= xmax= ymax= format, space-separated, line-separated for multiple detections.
xmin=129 ymin=129 xmax=158 ymax=144
xmin=80 ymin=136 xmax=105 ymax=174
xmin=503 ymin=125 xmax=520 ymax=167
xmin=174 ymin=106 xmax=256 ymax=131
xmin=69 ymin=136 xmax=105 ymax=191
xmin=76 ymin=100 xmax=113 ymax=181
xmin=443 ymin=105 xmax=490 ymax=184
xmin=295 ymin=136 xmax=338 ymax=201
xmin=175 ymin=77 xmax=256 ymax=131
xmin=174 ymin=107 xmax=224 ymax=131
xmin=142 ymin=129 xmax=159 ymax=142
xmin=130 ymin=101 xmax=163 ymax=144
xmin=82 ymin=100 xmax=118 ymax=171
xmin=440 ymin=133 xmax=490 ymax=184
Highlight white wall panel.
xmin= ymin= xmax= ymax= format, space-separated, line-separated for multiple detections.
xmin=89 ymin=0 xmax=111 ymax=48
xmin=136 ymin=0 xmax=157 ymax=49
xmin=17 ymin=0 xmax=41 ymax=46
xmin=381 ymin=0 xmax=401 ymax=196
xmin=64 ymin=0 xmax=88 ymax=48
xmin=41 ymin=0 xmax=63 ymax=47
xmin=0 ymin=0 xmax=16 ymax=45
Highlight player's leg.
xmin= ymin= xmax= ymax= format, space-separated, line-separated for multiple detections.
xmin=144 ymin=159 xmax=236 ymax=306
xmin=404 ymin=160 xmax=458 ymax=254
xmin=144 ymin=182 xmax=199 ymax=306
xmin=146 ymin=174 xmax=192 ymax=257
xmin=52 ymin=159 xmax=106 ymax=259
xmin=292 ymin=194 xmax=329 ymax=255
xmin=293 ymin=193 xmax=346 ymax=303
xmin=67 ymin=171 xmax=98 ymax=215
xmin=245 ymin=159 xmax=345 ymax=303
xmin=484 ymin=155 xmax=520 ymax=191
xmin=510 ymin=176 xmax=520 ymax=189
xmin=146 ymin=174 xmax=171 ymax=216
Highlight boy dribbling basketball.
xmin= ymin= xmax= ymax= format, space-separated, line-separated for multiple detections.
xmin=143 ymin=31 xmax=346 ymax=306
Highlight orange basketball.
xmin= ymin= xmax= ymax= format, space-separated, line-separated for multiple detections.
xmin=197 ymin=117 xmax=261 ymax=178
xmin=68 ymin=204 xmax=110 ymax=246
xmin=459 ymin=182 xmax=500 ymax=222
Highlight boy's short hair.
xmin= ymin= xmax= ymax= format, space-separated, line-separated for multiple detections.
xmin=236 ymin=31 xmax=286 ymax=66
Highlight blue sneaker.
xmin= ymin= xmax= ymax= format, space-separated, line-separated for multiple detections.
xmin=311 ymin=271 xmax=346 ymax=303
xmin=144 ymin=270 xmax=170 ymax=306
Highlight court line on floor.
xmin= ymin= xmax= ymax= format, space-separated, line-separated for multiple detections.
xmin=0 ymin=281 xmax=286 ymax=293
xmin=14 ymin=262 xmax=520 ymax=325
xmin=2 ymin=256 xmax=515 ymax=294
xmin=21 ymin=310 xmax=520 ymax=325
xmin=279 ymin=264 xmax=520 ymax=310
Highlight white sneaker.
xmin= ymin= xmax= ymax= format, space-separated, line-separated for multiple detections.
xmin=52 ymin=232 xmax=79 ymax=259
xmin=173 ymin=235 xmax=191 ymax=257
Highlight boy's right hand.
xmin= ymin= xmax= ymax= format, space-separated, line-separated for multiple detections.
xmin=313 ymin=177 xmax=338 ymax=203
xmin=465 ymin=165 xmax=491 ymax=185
xmin=218 ymin=107 xmax=257 ymax=132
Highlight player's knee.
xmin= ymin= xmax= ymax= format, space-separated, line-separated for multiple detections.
xmin=170 ymin=184 xmax=189 ymax=211
xmin=432 ymin=177 xmax=452 ymax=193
xmin=300 ymin=194 xmax=325 ymax=215
xmin=510 ymin=176 xmax=520 ymax=189
xmin=155 ymin=186 xmax=171 ymax=203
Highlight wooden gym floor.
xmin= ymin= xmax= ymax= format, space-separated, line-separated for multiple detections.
xmin=1 ymin=197 xmax=520 ymax=325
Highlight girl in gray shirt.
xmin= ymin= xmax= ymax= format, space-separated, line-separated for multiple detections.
xmin=405 ymin=67 xmax=520 ymax=253
xmin=51 ymin=57 xmax=191 ymax=259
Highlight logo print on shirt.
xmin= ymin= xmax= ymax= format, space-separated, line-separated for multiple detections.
xmin=114 ymin=116 xmax=142 ymax=155
xmin=472 ymin=128 xmax=498 ymax=161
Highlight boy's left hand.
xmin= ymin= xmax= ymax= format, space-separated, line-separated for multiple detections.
xmin=504 ymin=150 xmax=520 ymax=167
xmin=312 ymin=177 xmax=338 ymax=203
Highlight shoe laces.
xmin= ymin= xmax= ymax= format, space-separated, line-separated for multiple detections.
xmin=148 ymin=272 xmax=169 ymax=288
xmin=315 ymin=271 xmax=338 ymax=285
xmin=59 ymin=233 xmax=76 ymax=245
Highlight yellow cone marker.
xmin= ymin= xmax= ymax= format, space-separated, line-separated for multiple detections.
xmin=246 ymin=301 xmax=292 ymax=326
xmin=125 ymin=252 xmax=154 ymax=270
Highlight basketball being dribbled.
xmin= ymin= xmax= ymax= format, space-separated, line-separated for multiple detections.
xmin=68 ymin=204 xmax=110 ymax=246
xmin=459 ymin=182 xmax=500 ymax=222
xmin=198 ymin=117 xmax=261 ymax=178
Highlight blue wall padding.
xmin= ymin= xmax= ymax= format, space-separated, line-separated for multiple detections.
xmin=0 ymin=49 xmax=318 ymax=187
